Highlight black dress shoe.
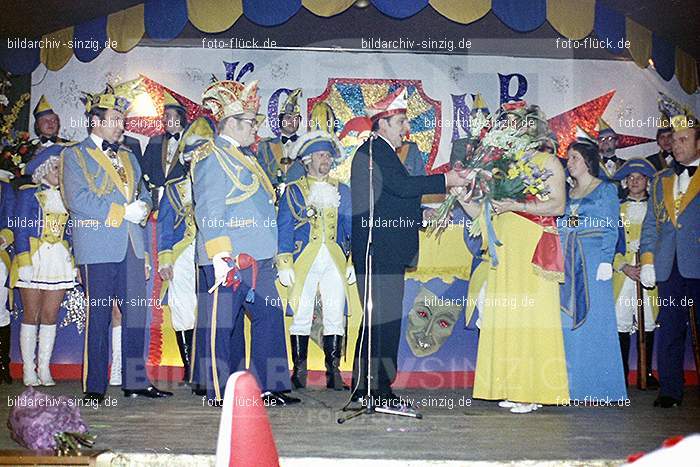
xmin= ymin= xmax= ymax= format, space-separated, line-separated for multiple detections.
xmin=191 ymin=385 xmax=207 ymax=396
xmin=123 ymin=386 xmax=173 ymax=398
xmin=653 ymin=395 xmax=681 ymax=408
xmin=260 ymin=391 xmax=300 ymax=406
xmin=83 ymin=392 xmax=105 ymax=403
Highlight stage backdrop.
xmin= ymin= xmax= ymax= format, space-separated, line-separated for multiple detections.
xmin=17 ymin=46 xmax=698 ymax=386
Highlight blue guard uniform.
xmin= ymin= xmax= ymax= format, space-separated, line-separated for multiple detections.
xmin=157 ymin=173 xmax=197 ymax=384
xmin=276 ymin=131 xmax=354 ymax=390
xmin=60 ymin=85 xmax=170 ymax=400
xmin=640 ymin=113 xmax=700 ymax=407
xmin=192 ymin=79 xmax=295 ymax=404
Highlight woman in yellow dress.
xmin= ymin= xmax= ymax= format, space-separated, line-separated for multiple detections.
xmin=456 ymin=143 xmax=570 ymax=414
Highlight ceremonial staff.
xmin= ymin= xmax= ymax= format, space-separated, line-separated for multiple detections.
xmin=635 ymin=251 xmax=647 ymax=390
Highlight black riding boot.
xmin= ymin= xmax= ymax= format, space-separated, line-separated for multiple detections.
xmin=323 ymin=335 xmax=348 ymax=391
xmin=290 ymin=335 xmax=308 ymax=389
xmin=618 ymin=332 xmax=630 ymax=386
xmin=0 ymin=324 xmax=12 ymax=384
xmin=176 ymin=330 xmax=193 ymax=385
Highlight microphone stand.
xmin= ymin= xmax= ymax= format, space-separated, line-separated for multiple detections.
xmin=338 ymin=133 xmax=421 ymax=423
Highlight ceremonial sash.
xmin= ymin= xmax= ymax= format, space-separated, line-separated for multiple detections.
xmin=560 ymin=227 xmax=606 ymax=329
xmin=515 ymin=211 xmax=565 ymax=283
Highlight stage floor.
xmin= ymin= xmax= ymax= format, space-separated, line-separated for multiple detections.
xmin=0 ymin=380 xmax=699 ymax=465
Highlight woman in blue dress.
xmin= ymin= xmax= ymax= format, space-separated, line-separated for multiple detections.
xmin=559 ymin=138 xmax=627 ymax=402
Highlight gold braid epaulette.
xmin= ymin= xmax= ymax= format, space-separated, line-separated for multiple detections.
xmin=189 ymin=141 xmax=214 ymax=166
xmin=72 ymin=146 xmax=115 ymax=197
xmin=210 ymin=144 xmax=260 ymax=205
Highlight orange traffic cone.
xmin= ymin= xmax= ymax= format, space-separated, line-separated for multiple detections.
xmin=215 ymin=371 xmax=279 ymax=467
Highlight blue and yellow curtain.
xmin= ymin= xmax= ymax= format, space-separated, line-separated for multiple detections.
xmin=0 ymin=0 xmax=697 ymax=93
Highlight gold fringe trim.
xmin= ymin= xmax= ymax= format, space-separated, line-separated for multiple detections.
xmin=532 ymin=263 xmax=565 ymax=283
xmin=404 ymin=266 xmax=472 ymax=284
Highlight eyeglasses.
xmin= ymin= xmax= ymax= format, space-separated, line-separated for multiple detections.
xmin=233 ymin=116 xmax=257 ymax=127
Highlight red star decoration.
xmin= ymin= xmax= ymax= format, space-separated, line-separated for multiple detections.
xmin=583 ymin=128 xmax=655 ymax=150
xmin=548 ymin=90 xmax=615 ymax=159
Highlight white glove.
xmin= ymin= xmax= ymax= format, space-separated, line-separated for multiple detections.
xmin=278 ymin=268 xmax=295 ymax=287
xmin=123 ymin=200 xmax=149 ymax=224
xmin=346 ymin=265 xmax=357 ymax=285
xmin=596 ymin=262 xmax=613 ymax=281
xmin=640 ymin=264 xmax=656 ymax=288
xmin=212 ymin=252 xmax=233 ymax=284
xmin=18 ymin=266 xmax=33 ymax=283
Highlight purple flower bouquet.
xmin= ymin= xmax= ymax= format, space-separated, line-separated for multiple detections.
xmin=7 ymin=387 xmax=95 ymax=454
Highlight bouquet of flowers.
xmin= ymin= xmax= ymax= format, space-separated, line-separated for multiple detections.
xmin=427 ymin=103 xmax=554 ymax=264
xmin=1 ymin=92 xmax=40 ymax=177
xmin=7 ymin=387 xmax=95 ymax=455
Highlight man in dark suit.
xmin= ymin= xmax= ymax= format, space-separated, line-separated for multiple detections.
xmin=350 ymin=87 xmax=471 ymax=408
xmin=646 ymin=125 xmax=674 ymax=172
xmin=141 ymin=92 xmax=188 ymax=206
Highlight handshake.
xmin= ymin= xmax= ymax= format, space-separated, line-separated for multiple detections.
xmin=123 ymin=200 xmax=150 ymax=224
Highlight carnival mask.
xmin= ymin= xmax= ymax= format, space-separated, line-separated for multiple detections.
xmin=406 ymin=287 xmax=461 ymax=357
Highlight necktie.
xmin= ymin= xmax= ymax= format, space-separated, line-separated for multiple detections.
xmin=40 ymin=136 xmax=58 ymax=144
xmin=674 ymin=163 xmax=697 ymax=177
xmin=166 ymin=132 xmax=181 ymax=141
xmin=281 ymin=134 xmax=298 ymax=144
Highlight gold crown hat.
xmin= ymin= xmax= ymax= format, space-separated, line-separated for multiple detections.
xmin=201 ymin=79 xmax=261 ymax=121
xmin=366 ymin=87 xmax=408 ymax=122
xmin=33 ymin=95 xmax=55 ymax=119
xmin=82 ymin=77 xmax=145 ymax=115
xmin=280 ymin=88 xmax=302 ymax=117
